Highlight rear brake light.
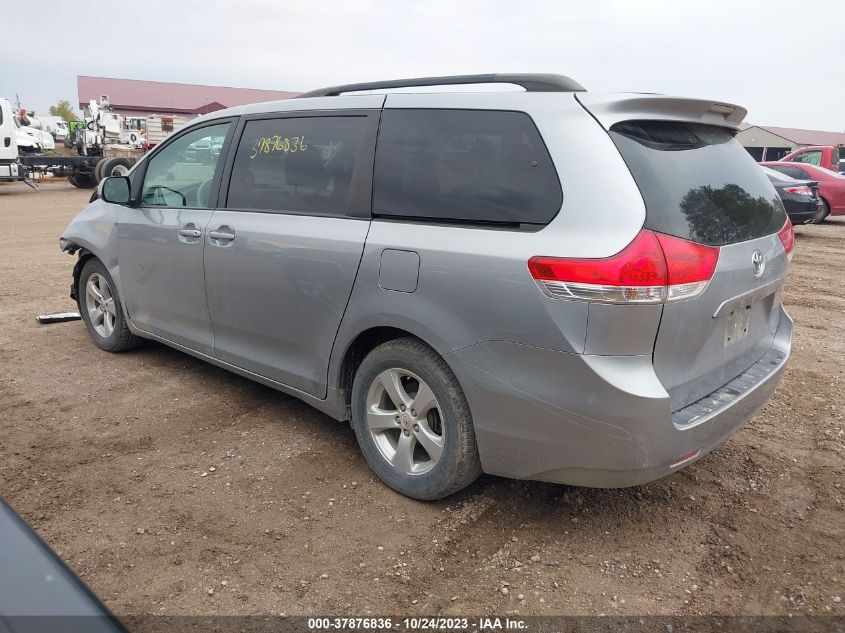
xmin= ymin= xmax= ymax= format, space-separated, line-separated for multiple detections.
xmin=777 ymin=219 xmax=795 ymax=258
xmin=783 ymin=185 xmax=812 ymax=196
xmin=654 ymin=232 xmax=720 ymax=301
xmin=528 ymin=229 xmax=720 ymax=304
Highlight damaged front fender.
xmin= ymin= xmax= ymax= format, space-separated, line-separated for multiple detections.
xmin=60 ymin=198 xmax=126 ymax=305
xmin=59 ymin=237 xmax=78 ymax=253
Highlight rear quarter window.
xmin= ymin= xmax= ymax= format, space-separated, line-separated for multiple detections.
xmin=610 ymin=121 xmax=786 ymax=246
xmin=373 ymin=109 xmax=562 ymax=226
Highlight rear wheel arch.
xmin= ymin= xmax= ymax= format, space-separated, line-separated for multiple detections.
xmin=336 ymin=326 xmax=452 ymax=419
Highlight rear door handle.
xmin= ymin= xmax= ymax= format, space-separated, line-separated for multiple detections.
xmin=178 ymin=228 xmax=201 ymax=238
xmin=208 ymin=230 xmax=235 ymax=242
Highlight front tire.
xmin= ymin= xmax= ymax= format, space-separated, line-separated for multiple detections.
xmin=78 ymin=258 xmax=142 ymax=352
xmin=351 ymin=338 xmax=481 ymax=500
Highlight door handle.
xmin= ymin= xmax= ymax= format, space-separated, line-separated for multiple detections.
xmin=178 ymin=228 xmax=201 ymax=238
xmin=208 ymin=230 xmax=235 ymax=241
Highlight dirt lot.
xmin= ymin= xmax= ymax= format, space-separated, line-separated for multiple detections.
xmin=0 ymin=181 xmax=842 ymax=618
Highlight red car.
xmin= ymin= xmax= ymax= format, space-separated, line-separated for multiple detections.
xmin=762 ymin=161 xmax=845 ymax=221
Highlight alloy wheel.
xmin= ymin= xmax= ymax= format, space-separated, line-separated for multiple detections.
xmin=85 ymin=273 xmax=116 ymax=338
xmin=365 ymin=368 xmax=444 ymax=476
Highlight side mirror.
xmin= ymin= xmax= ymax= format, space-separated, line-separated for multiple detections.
xmin=99 ymin=176 xmax=131 ymax=205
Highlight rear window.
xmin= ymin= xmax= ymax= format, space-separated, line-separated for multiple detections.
xmin=610 ymin=121 xmax=786 ymax=246
xmin=373 ymin=109 xmax=562 ymax=226
xmin=761 ymin=166 xmax=800 ymax=183
xmin=793 ymin=150 xmax=822 ymax=166
xmin=769 ymin=165 xmax=810 ymax=180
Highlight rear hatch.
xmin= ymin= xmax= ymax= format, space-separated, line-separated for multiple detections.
xmin=577 ymin=95 xmax=790 ymax=410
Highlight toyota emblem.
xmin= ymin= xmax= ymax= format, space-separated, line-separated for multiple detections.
xmin=751 ymin=250 xmax=765 ymax=277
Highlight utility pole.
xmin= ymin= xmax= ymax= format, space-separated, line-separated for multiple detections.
xmin=15 ymin=93 xmax=21 ymax=109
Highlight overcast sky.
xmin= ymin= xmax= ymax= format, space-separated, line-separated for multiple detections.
xmin=2 ymin=0 xmax=843 ymax=130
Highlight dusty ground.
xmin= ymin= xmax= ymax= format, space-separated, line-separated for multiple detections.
xmin=0 ymin=180 xmax=842 ymax=618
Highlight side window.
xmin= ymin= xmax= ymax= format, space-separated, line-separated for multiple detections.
xmin=772 ymin=166 xmax=802 ymax=180
xmin=141 ymin=122 xmax=230 ymax=208
xmin=793 ymin=150 xmax=822 ymax=166
xmin=226 ymin=116 xmax=367 ymax=215
xmin=373 ymin=109 xmax=562 ymax=226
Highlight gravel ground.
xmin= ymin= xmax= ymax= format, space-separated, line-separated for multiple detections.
xmin=0 ymin=180 xmax=842 ymax=618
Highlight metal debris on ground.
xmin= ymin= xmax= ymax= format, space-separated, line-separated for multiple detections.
xmin=36 ymin=312 xmax=81 ymax=324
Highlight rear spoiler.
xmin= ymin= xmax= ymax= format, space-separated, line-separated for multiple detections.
xmin=576 ymin=93 xmax=747 ymax=131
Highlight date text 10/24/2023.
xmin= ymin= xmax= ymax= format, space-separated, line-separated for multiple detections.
xmin=307 ymin=617 xmax=528 ymax=631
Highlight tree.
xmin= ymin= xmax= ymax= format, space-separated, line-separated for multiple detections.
xmin=49 ymin=100 xmax=78 ymax=122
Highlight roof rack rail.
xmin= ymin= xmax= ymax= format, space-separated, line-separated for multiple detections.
xmin=295 ymin=73 xmax=585 ymax=99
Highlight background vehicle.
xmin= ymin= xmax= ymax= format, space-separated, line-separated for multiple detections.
xmin=1 ymin=96 xmax=185 ymax=188
xmin=0 ymin=98 xmax=23 ymax=180
xmin=65 ymin=119 xmax=86 ymax=148
xmin=779 ymin=145 xmax=842 ymax=174
xmin=60 ymin=74 xmax=793 ymax=500
xmin=760 ymin=165 xmax=823 ymax=224
xmin=0 ymin=498 xmax=127 ymax=632
xmin=12 ymin=111 xmax=55 ymax=152
xmin=38 ymin=114 xmax=70 ymax=141
xmin=762 ymin=160 xmax=845 ymax=221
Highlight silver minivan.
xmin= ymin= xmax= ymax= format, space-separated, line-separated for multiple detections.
xmin=60 ymin=74 xmax=793 ymax=500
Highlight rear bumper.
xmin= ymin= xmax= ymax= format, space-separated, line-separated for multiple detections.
xmin=787 ymin=209 xmax=819 ymax=225
xmin=782 ymin=197 xmax=820 ymax=224
xmin=446 ymin=307 xmax=792 ymax=488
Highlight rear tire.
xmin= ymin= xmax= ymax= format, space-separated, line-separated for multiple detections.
xmin=94 ymin=158 xmax=108 ymax=183
xmin=816 ymin=198 xmax=831 ymax=223
xmin=78 ymin=258 xmax=142 ymax=352
xmin=67 ymin=171 xmax=97 ymax=189
xmin=351 ymin=338 xmax=481 ymax=500
xmin=106 ymin=158 xmax=132 ymax=177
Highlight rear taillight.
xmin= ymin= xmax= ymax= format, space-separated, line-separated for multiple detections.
xmin=783 ymin=185 xmax=812 ymax=196
xmin=778 ymin=219 xmax=795 ymax=258
xmin=528 ymin=229 xmax=719 ymax=304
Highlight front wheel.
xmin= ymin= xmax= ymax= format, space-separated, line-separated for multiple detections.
xmin=351 ymin=338 xmax=481 ymax=500
xmin=78 ymin=258 xmax=142 ymax=352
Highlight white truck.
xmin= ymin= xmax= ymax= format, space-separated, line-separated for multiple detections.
xmin=36 ymin=115 xmax=69 ymax=141
xmin=1 ymin=97 xmax=132 ymax=187
xmin=12 ymin=112 xmax=55 ymax=152
xmin=2 ymin=95 xmax=190 ymax=188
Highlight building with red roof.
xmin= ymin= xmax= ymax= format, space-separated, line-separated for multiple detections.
xmin=737 ymin=124 xmax=845 ymax=162
xmin=77 ymin=75 xmax=299 ymax=118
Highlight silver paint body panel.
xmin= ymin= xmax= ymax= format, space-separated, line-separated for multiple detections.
xmin=60 ymin=88 xmax=792 ymax=488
